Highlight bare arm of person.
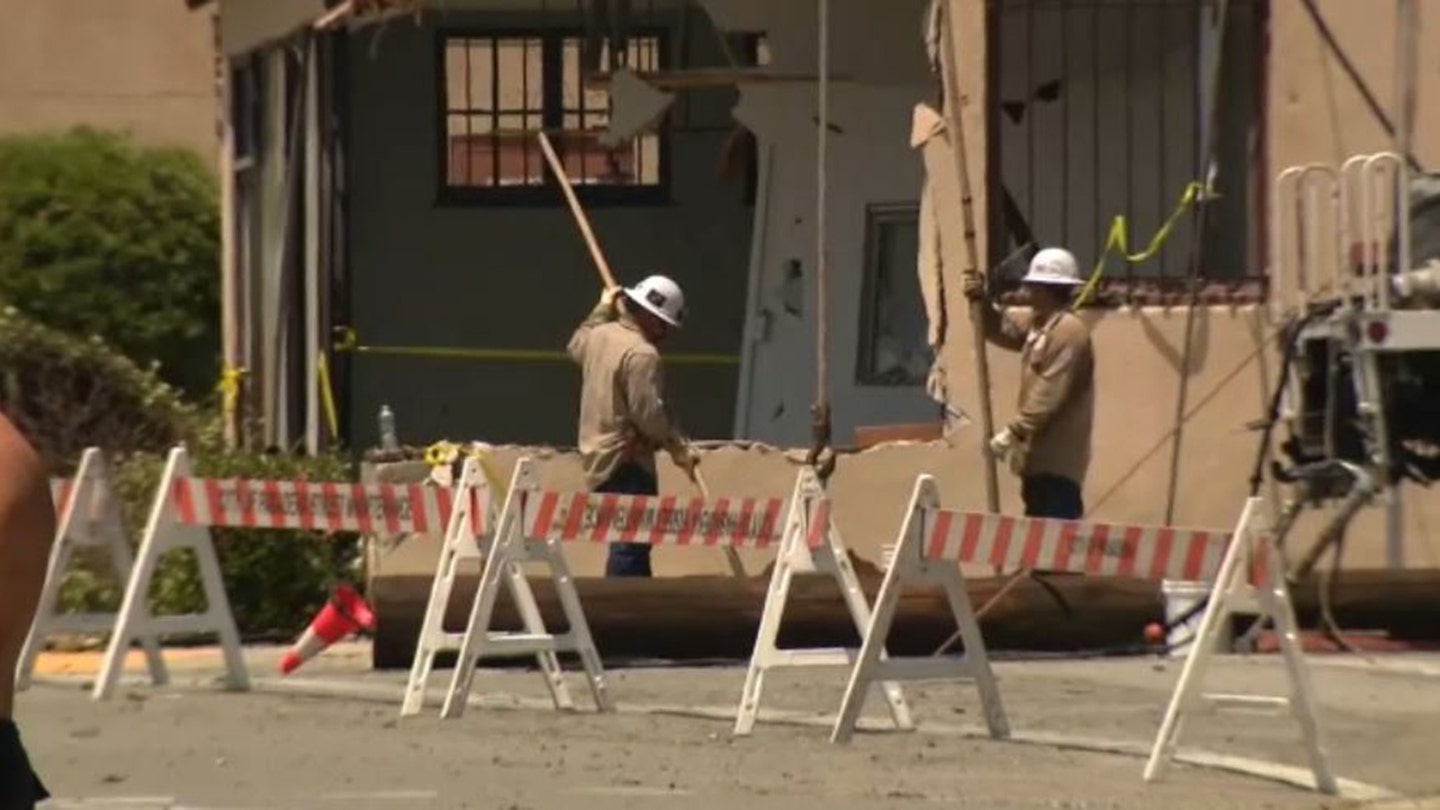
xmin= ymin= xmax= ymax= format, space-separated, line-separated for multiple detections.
xmin=0 ymin=413 xmax=55 ymax=721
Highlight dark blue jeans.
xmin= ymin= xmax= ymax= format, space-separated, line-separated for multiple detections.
xmin=1021 ymin=474 xmax=1084 ymax=520
xmin=597 ymin=462 xmax=657 ymax=578
xmin=0 ymin=719 xmax=48 ymax=808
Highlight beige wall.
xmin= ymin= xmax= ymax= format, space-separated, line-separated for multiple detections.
xmin=1269 ymin=0 xmax=1440 ymax=172
xmin=0 ymin=0 xmax=217 ymax=160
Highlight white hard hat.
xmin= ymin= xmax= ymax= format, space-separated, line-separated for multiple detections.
xmin=625 ymin=274 xmax=685 ymax=327
xmin=1021 ymin=247 xmax=1084 ymax=286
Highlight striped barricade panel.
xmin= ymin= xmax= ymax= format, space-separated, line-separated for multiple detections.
xmin=923 ymin=511 xmax=1237 ymax=582
xmin=170 ymin=478 xmax=474 ymax=535
xmin=523 ymin=491 xmax=790 ymax=550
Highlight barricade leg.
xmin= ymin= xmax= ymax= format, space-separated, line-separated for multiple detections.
xmin=440 ymin=501 xmax=515 ymax=719
xmin=831 ymin=475 xmax=1008 ymax=743
xmin=18 ymin=451 xmax=166 ymax=691
xmin=539 ymin=538 xmax=613 ymax=712
xmin=95 ymin=447 xmax=248 ymax=700
xmin=439 ymin=458 xmax=607 ymax=720
xmin=733 ymin=468 xmax=913 ymax=737
xmin=504 ymin=557 xmax=575 ymax=711
xmin=1144 ymin=497 xmax=1336 ymax=794
xmin=402 ymin=459 xmax=488 ymax=716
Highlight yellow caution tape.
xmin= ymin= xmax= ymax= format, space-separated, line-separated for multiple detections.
xmin=1073 ymin=181 xmax=1214 ymax=309
xmin=332 ymin=326 xmax=738 ymax=367
xmin=218 ymin=365 xmax=246 ymax=420
xmin=316 ymin=353 xmax=341 ymax=444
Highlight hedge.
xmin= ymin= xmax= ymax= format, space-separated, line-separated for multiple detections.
xmin=0 ymin=128 xmax=220 ymax=397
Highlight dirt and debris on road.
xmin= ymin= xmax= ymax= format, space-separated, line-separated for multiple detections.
xmin=17 ymin=648 xmax=1440 ymax=809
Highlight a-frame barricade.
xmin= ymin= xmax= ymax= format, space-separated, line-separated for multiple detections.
xmin=732 ymin=467 xmax=914 ymax=737
xmin=17 ymin=448 xmax=164 ymax=691
xmin=1144 ymin=496 xmax=1336 ymax=794
xmin=97 ymin=445 xmax=460 ymax=700
xmin=831 ymin=474 xmax=1007 ymax=743
xmin=438 ymin=458 xmax=613 ymax=719
xmin=401 ymin=455 xmax=521 ymax=716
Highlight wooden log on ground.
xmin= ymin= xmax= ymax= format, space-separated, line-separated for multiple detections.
xmin=370 ymin=563 xmax=1164 ymax=669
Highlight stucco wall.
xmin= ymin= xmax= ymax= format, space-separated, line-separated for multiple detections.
xmin=1268 ymin=0 xmax=1440 ymax=172
xmin=0 ymin=0 xmax=216 ymax=160
xmin=343 ymin=7 xmax=754 ymax=448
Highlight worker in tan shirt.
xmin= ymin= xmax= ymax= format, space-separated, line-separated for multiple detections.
xmin=0 ymin=410 xmax=54 ymax=806
xmin=568 ymin=274 xmax=699 ymax=577
xmin=964 ymin=248 xmax=1095 ymax=519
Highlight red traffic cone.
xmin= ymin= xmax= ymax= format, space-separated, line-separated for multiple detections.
xmin=281 ymin=585 xmax=376 ymax=675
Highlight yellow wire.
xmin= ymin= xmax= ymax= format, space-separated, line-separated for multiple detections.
xmin=1073 ymin=181 xmax=1212 ymax=309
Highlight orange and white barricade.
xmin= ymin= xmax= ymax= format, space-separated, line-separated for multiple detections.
xmin=17 ymin=448 xmax=164 ymax=690
xmin=95 ymin=445 xmax=466 ymax=700
xmin=834 ymin=480 xmax=1333 ymax=792
xmin=400 ymin=455 xmax=506 ymax=716
xmin=436 ymin=457 xmax=616 ymax=719
xmin=435 ymin=458 xmax=914 ymax=736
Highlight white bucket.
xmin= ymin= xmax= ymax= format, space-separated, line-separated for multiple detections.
xmin=1160 ymin=580 xmax=1230 ymax=658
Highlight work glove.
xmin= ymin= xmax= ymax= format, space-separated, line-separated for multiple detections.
xmin=988 ymin=428 xmax=1014 ymax=460
xmin=962 ymin=270 xmax=985 ymax=301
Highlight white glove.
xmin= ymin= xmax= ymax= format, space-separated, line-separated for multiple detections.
xmin=988 ymin=428 xmax=1014 ymax=460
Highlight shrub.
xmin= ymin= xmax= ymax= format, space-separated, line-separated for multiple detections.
xmin=0 ymin=128 xmax=220 ymax=397
xmin=61 ymin=444 xmax=364 ymax=642
xmin=0 ymin=304 xmax=197 ymax=472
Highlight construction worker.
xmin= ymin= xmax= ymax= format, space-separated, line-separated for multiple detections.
xmin=964 ymin=247 xmax=1095 ymax=519
xmin=0 ymin=411 xmax=54 ymax=806
xmin=568 ymin=274 xmax=700 ymax=577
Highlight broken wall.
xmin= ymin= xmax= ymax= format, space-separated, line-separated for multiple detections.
xmin=373 ymin=0 xmax=1440 ymax=587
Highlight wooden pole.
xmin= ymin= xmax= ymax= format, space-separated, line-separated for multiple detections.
xmin=939 ymin=0 xmax=1001 ymax=514
xmin=692 ymin=469 xmax=747 ymax=579
xmin=537 ymin=131 xmax=618 ymax=290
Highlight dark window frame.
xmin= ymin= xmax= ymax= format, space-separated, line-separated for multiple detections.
xmin=434 ymin=27 xmax=672 ymax=208
xmin=856 ymin=201 xmax=931 ymax=388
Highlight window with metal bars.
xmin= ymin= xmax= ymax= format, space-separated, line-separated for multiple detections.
xmin=439 ymin=31 xmax=666 ymax=203
xmin=987 ymin=0 xmax=1265 ymax=302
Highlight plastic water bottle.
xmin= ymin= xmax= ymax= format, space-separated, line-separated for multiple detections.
xmin=378 ymin=404 xmax=399 ymax=451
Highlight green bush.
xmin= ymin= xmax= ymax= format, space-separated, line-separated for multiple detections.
xmin=0 ymin=128 xmax=220 ymax=397
xmin=61 ymin=444 xmax=364 ymax=642
xmin=0 ymin=304 xmax=197 ymax=472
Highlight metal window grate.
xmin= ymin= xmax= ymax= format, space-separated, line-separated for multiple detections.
xmin=441 ymin=32 xmax=664 ymax=192
xmin=990 ymin=0 xmax=1263 ymax=291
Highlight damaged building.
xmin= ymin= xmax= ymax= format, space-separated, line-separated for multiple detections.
xmin=193 ymin=0 xmax=1440 ymax=620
